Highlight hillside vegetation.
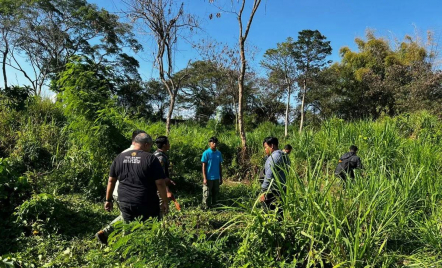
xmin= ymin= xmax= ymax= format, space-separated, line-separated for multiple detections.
xmin=1 ymin=97 xmax=442 ymax=267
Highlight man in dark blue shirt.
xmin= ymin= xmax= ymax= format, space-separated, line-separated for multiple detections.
xmin=335 ymin=145 xmax=363 ymax=182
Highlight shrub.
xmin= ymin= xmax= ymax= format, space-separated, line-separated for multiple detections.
xmin=0 ymin=158 xmax=31 ymax=212
xmin=14 ymin=194 xmax=71 ymax=235
xmin=87 ymin=218 xmax=235 ymax=268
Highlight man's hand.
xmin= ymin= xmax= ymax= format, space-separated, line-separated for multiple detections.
xmin=202 ymin=163 xmax=208 ymax=186
xmin=167 ymin=191 xmax=173 ymax=199
xmin=165 ymin=178 xmax=176 ymax=186
xmin=105 ymin=177 xmax=117 ymax=212
xmin=105 ymin=201 xmax=113 ymax=212
xmin=259 ymin=194 xmax=266 ymax=202
xmin=161 ymin=202 xmax=169 ymax=215
xmin=219 ymin=178 xmax=223 ymax=185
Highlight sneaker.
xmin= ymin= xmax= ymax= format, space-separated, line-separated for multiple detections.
xmin=95 ymin=230 xmax=108 ymax=245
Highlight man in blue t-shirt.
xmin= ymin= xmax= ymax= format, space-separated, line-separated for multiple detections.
xmin=201 ymin=136 xmax=223 ymax=208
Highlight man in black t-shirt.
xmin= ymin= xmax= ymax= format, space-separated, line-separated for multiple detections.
xmin=96 ymin=130 xmax=147 ymax=244
xmin=105 ymin=133 xmax=169 ymax=222
xmin=154 ymin=136 xmax=175 ymax=204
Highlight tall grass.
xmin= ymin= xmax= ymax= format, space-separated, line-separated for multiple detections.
xmin=233 ymin=112 xmax=442 ymax=267
xmin=3 ymin=96 xmax=442 ymax=266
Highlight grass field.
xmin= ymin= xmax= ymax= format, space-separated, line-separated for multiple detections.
xmin=2 ymin=108 xmax=442 ymax=267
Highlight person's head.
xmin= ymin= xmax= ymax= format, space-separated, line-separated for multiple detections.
xmin=133 ymin=133 xmax=153 ymax=152
xmin=209 ymin=137 xmax=219 ymax=150
xmin=283 ymin=144 xmax=292 ymax=154
xmin=263 ymin=136 xmax=279 ymax=155
xmin=131 ymin=130 xmax=146 ymax=143
xmin=350 ymin=145 xmax=358 ymax=153
xmin=155 ymin=136 xmax=170 ymax=151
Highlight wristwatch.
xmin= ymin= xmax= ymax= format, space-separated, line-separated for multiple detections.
xmin=105 ymin=199 xmax=113 ymax=202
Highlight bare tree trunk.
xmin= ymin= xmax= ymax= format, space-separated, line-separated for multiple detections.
xmin=299 ymin=79 xmax=306 ymax=133
xmin=238 ymin=39 xmax=247 ymax=149
xmin=234 ymin=102 xmax=238 ymax=133
xmin=166 ymin=92 xmax=176 ymax=136
xmin=236 ymin=0 xmax=262 ymax=157
xmin=1 ymin=30 xmax=8 ymax=89
xmin=2 ymin=50 xmax=7 ymax=90
xmin=285 ymin=84 xmax=291 ymax=137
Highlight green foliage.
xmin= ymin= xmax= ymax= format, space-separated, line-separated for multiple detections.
xmin=177 ymin=61 xmax=231 ymax=125
xmin=87 ymin=218 xmax=234 ymax=267
xmin=2 ymin=88 xmax=442 ymax=267
xmin=0 ymin=86 xmax=31 ymax=111
xmin=6 ymin=0 xmax=141 ymax=95
xmin=0 ymin=158 xmax=30 ymax=211
xmin=312 ymin=30 xmax=442 ymax=120
xmin=293 ymin=29 xmax=332 ymax=74
xmin=14 ymin=194 xmax=69 ymax=235
xmin=51 ymin=57 xmax=133 ymax=197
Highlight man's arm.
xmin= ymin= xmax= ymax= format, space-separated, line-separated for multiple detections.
xmin=166 ymin=186 xmax=172 ymax=198
xmin=156 ymin=179 xmax=169 ymax=215
xmin=261 ymin=158 xmax=274 ymax=192
xmin=158 ymin=155 xmax=174 ymax=198
xmin=202 ymin=162 xmax=208 ymax=185
xmin=219 ymin=162 xmax=223 ymax=185
xmin=105 ymin=177 xmax=117 ymax=211
xmin=357 ymin=157 xmax=363 ymax=169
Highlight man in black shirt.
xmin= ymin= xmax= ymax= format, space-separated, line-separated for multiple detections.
xmin=105 ymin=133 xmax=168 ymax=222
xmin=335 ymin=145 xmax=363 ymax=182
xmin=154 ymin=136 xmax=173 ymax=198
xmin=96 ymin=130 xmax=146 ymax=244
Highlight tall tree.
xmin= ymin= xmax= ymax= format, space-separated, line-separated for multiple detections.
xmin=193 ymin=38 xmax=252 ymax=132
xmin=0 ymin=0 xmax=25 ymax=90
xmin=309 ymin=30 xmax=442 ymax=120
xmin=176 ymin=60 xmax=230 ymax=124
xmin=124 ymin=0 xmax=198 ymax=135
xmin=6 ymin=0 xmax=140 ymax=95
xmin=293 ymin=30 xmax=332 ymax=133
xmin=236 ymin=0 xmax=261 ymax=154
xmin=247 ymin=77 xmax=286 ymax=125
xmin=261 ymin=37 xmax=297 ymax=137
xmin=144 ymin=79 xmax=170 ymax=121
xmin=210 ymin=0 xmax=262 ymax=154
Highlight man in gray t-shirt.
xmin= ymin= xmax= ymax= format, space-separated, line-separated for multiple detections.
xmin=260 ymin=137 xmax=290 ymax=212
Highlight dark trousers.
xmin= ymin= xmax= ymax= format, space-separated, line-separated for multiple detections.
xmin=119 ymin=202 xmax=160 ymax=222
xmin=261 ymin=191 xmax=283 ymax=220
xmin=203 ymin=179 xmax=220 ymax=208
xmin=336 ymin=172 xmax=347 ymax=182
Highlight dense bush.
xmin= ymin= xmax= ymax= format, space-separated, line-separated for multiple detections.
xmin=87 ymin=218 xmax=236 ymax=268
xmin=14 ymin=194 xmax=70 ymax=236
xmin=0 ymin=158 xmax=31 ymax=212
xmin=0 ymin=158 xmax=32 ymax=255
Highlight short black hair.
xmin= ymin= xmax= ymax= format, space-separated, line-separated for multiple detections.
xmin=263 ymin=136 xmax=279 ymax=147
xmin=132 ymin=130 xmax=146 ymax=141
xmin=155 ymin=136 xmax=169 ymax=149
xmin=284 ymin=144 xmax=292 ymax=150
xmin=350 ymin=145 xmax=358 ymax=152
xmin=209 ymin=136 xmax=219 ymax=143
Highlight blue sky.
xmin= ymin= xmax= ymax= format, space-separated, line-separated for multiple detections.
xmin=92 ymin=0 xmax=442 ymax=79
xmin=4 ymin=0 xmax=442 ymax=94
